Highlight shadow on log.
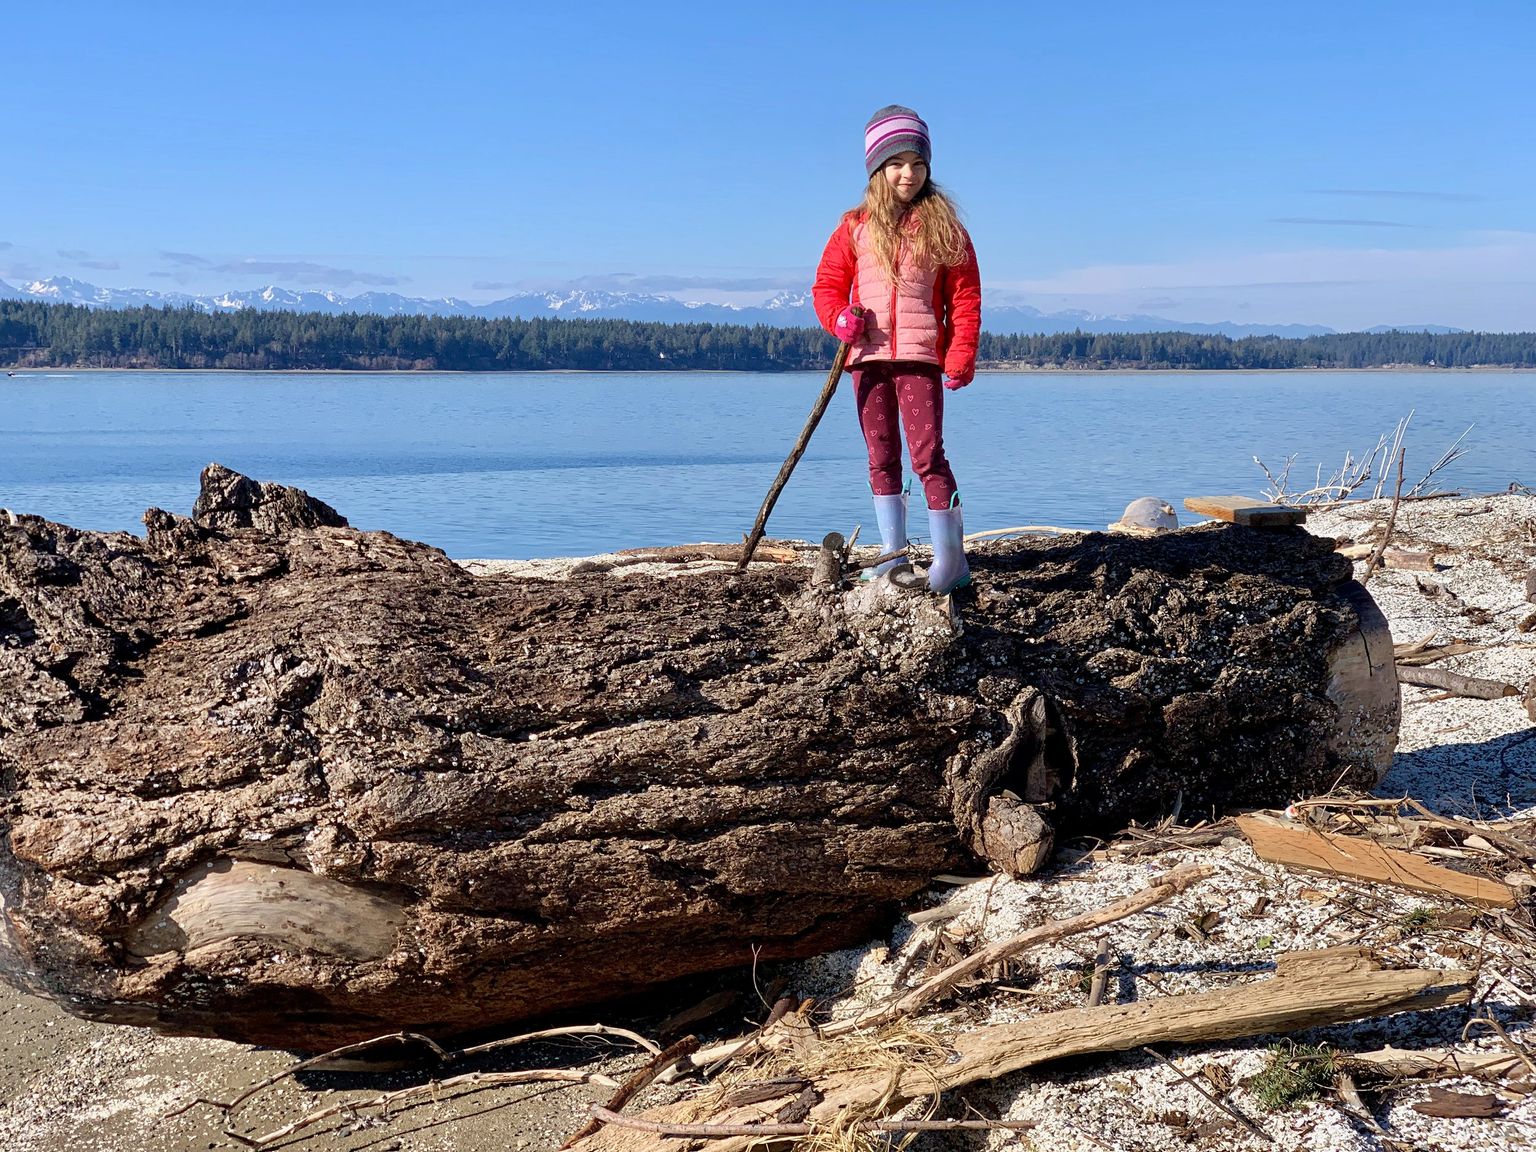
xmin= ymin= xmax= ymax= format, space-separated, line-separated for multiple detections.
xmin=0 ymin=465 xmax=1398 ymax=1048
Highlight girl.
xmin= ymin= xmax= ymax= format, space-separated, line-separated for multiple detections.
xmin=813 ymin=104 xmax=981 ymax=595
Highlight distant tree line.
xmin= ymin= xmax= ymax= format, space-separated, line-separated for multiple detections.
xmin=977 ymin=329 xmax=1536 ymax=369
xmin=3 ymin=300 xmax=1534 ymax=371
xmin=0 ymin=302 xmax=835 ymax=372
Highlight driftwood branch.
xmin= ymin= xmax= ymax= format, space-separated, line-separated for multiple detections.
xmin=578 ymin=953 xmax=1474 ymax=1152
xmin=174 ymin=1024 xmax=659 ymax=1150
xmin=561 ymin=1035 xmax=700 ymax=1149
xmin=1361 ymin=445 xmax=1407 ymax=586
xmin=1087 ymin=939 xmax=1112 ymax=1008
xmin=1395 ymin=665 xmax=1519 ymax=700
xmin=242 ymin=1069 xmax=621 ymax=1150
xmin=738 ymin=339 xmax=852 ymax=569
xmin=1342 ymin=1045 xmax=1530 ymax=1081
xmin=673 ymin=864 xmax=1212 ymax=1074
xmin=584 ymin=1105 xmax=1036 ymax=1138
xmin=1395 ymin=641 xmax=1503 ymax=667
xmin=1141 ymin=1045 xmax=1272 ymax=1144
xmin=842 ymin=864 xmax=1211 ymax=1035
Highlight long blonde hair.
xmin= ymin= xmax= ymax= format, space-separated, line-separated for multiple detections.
xmin=851 ymin=172 xmax=968 ymax=280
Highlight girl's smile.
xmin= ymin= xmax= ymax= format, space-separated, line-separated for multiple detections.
xmin=882 ymin=151 xmax=928 ymax=203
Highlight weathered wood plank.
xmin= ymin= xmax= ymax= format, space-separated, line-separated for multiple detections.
xmin=1183 ymin=495 xmax=1308 ymax=527
xmin=1236 ymin=813 xmax=1518 ymax=907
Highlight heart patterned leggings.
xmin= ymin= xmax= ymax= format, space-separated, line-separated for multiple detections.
xmin=852 ymin=360 xmax=959 ymax=509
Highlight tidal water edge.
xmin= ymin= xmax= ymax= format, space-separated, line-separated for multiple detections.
xmin=1 ymin=369 xmax=1531 ymax=558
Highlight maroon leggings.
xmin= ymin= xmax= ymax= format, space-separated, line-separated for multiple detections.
xmin=852 ymin=361 xmax=958 ymax=509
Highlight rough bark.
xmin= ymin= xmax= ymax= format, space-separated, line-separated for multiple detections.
xmin=0 ymin=466 xmax=1398 ymax=1048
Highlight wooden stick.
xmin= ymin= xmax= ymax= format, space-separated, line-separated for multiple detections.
xmin=671 ymin=864 xmax=1212 ymax=1075
xmin=964 ymin=524 xmax=1083 ymax=541
xmin=1342 ymin=1045 xmax=1529 ymax=1081
xmin=1400 ymin=797 xmax=1536 ymax=862
xmin=585 ymin=1105 xmax=1035 ymax=1138
xmin=175 ymin=1023 xmax=660 ymax=1143
xmin=1396 ymin=642 xmax=1503 ymax=667
xmin=1395 ymin=665 xmax=1519 ymax=700
xmin=166 ymin=1031 xmax=450 ymax=1119
xmin=1087 ymin=939 xmax=1111 ymax=1008
xmin=244 ymin=1069 xmax=619 ymax=1149
xmin=561 ymin=1035 xmax=700 ymax=1148
xmin=822 ymin=864 xmax=1212 ymax=1037
xmin=844 ymin=545 xmax=909 ymax=574
xmin=737 ymin=339 xmax=852 ymax=570
xmin=1141 ymin=1046 xmax=1273 ymax=1144
xmin=1361 ymin=446 xmax=1405 ymax=586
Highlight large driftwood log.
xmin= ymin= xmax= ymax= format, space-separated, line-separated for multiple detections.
xmin=0 ymin=466 xmax=1398 ymax=1048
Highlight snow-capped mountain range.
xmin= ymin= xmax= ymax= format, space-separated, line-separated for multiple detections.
xmin=0 ymin=276 xmax=1463 ymax=338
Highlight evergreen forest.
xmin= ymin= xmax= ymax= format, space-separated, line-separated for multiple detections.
xmin=3 ymin=300 xmax=1535 ymax=372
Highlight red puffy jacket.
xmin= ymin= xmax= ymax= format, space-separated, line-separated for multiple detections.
xmin=812 ymin=210 xmax=981 ymax=378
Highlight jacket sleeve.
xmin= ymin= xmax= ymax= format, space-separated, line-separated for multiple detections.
xmin=941 ymin=233 xmax=982 ymax=377
xmin=811 ymin=217 xmax=857 ymax=337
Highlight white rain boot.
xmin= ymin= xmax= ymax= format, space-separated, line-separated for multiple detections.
xmin=861 ymin=491 xmax=908 ymax=580
xmin=926 ymin=501 xmax=971 ymax=594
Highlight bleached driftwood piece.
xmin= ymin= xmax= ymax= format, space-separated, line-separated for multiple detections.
xmin=1396 ymin=665 xmax=1520 ymax=699
xmin=575 ymin=950 xmax=1473 ymax=1151
xmin=1236 ymin=814 xmax=1519 ymax=907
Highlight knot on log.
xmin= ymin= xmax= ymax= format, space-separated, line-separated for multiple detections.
xmin=947 ymin=687 xmax=1071 ymax=877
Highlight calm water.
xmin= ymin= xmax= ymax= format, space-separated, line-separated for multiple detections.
xmin=1 ymin=370 xmax=1532 ymax=558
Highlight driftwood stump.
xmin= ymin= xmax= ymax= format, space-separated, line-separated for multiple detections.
xmin=0 ymin=465 xmax=1398 ymax=1048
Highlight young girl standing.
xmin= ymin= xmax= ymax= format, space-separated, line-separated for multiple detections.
xmin=813 ymin=104 xmax=981 ymax=594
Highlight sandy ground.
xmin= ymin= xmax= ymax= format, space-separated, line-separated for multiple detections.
xmin=2 ymin=493 xmax=1533 ymax=1152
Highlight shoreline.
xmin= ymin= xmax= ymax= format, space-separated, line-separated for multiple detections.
xmin=6 ymin=364 xmax=1536 ymax=375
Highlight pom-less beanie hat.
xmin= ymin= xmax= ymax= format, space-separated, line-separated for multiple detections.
xmin=864 ymin=105 xmax=931 ymax=178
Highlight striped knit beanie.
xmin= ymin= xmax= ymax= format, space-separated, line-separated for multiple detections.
xmin=864 ymin=105 xmax=931 ymax=178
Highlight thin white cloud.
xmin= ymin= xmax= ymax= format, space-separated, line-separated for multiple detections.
xmin=990 ymin=232 xmax=1536 ymax=330
xmin=1271 ymin=217 xmax=1414 ymax=228
xmin=1307 ymin=188 xmax=1481 ymax=203
xmin=209 ymin=259 xmax=405 ymax=288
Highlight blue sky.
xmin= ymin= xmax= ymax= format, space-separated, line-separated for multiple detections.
xmin=4 ymin=0 xmax=1534 ymax=330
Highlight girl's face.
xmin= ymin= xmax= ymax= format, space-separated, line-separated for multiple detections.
xmin=882 ymin=151 xmax=928 ymax=203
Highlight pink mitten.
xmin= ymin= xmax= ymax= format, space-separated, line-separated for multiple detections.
xmin=943 ymin=365 xmax=974 ymax=390
xmin=834 ymin=304 xmax=867 ymax=341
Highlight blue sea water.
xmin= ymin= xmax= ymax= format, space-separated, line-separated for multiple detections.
xmin=0 ymin=369 xmax=1532 ymax=558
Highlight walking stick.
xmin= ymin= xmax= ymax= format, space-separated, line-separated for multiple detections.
xmin=736 ymin=336 xmax=855 ymax=571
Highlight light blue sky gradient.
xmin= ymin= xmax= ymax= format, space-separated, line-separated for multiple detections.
xmin=5 ymin=0 xmax=1534 ymax=329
